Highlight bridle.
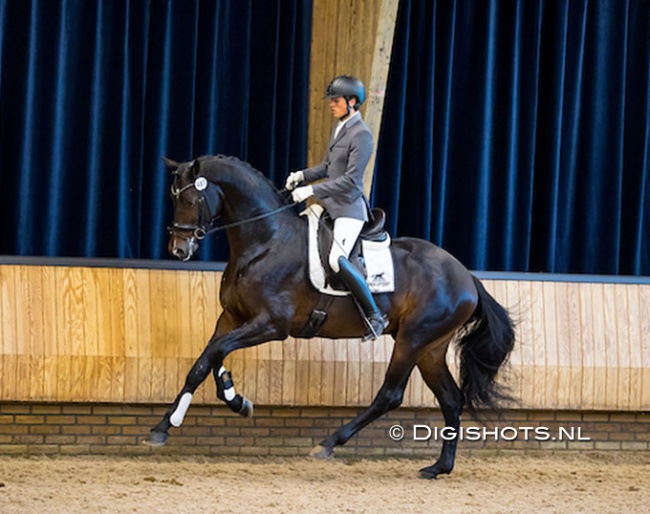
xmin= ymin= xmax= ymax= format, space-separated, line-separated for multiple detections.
xmin=167 ymin=175 xmax=296 ymax=242
xmin=168 ymin=176 xmax=222 ymax=241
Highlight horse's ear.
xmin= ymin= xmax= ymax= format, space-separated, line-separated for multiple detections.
xmin=162 ymin=157 xmax=180 ymax=173
xmin=189 ymin=159 xmax=199 ymax=178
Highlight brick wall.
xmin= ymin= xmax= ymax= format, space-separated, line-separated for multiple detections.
xmin=0 ymin=403 xmax=648 ymax=456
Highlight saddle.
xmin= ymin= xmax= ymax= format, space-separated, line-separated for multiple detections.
xmin=298 ymin=205 xmax=394 ymax=337
xmin=318 ymin=208 xmax=388 ymax=290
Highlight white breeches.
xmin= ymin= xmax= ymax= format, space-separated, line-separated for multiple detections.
xmin=329 ymin=217 xmax=365 ymax=273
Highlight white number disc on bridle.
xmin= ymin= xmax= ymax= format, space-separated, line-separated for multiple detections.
xmin=194 ymin=177 xmax=208 ymax=191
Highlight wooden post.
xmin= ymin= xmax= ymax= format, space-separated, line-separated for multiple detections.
xmin=363 ymin=0 xmax=400 ymax=197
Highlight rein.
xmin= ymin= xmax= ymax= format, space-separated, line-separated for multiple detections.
xmin=194 ymin=202 xmax=297 ymax=237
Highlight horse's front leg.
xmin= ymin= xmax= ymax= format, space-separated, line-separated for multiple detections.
xmin=145 ymin=314 xmax=282 ymax=446
xmin=213 ymin=365 xmax=253 ymax=417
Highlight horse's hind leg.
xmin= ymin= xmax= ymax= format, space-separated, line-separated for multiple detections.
xmin=416 ymin=343 xmax=464 ymax=479
xmin=310 ymin=336 xmax=418 ymax=459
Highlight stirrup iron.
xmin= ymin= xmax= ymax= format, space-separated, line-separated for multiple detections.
xmin=362 ymin=313 xmax=389 ymax=342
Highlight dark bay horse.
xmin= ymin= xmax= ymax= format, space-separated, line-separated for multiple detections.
xmin=148 ymin=155 xmax=515 ymax=479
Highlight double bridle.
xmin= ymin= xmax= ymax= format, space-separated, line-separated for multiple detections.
xmin=167 ymin=175 xmax=295 ymax=242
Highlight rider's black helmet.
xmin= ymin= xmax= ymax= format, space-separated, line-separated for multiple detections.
xmin=323 ymin=75 xmax=366 ymax=109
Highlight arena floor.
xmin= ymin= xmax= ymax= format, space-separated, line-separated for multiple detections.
xmin=0 ymin=453 xmax=648 ymax=513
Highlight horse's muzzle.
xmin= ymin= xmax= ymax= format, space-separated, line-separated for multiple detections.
xmin=169 ymin=236 xmax=198 ymax=261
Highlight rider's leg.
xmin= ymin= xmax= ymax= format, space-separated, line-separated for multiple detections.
xmin=329 ymin=217 xmax=389 ymax=341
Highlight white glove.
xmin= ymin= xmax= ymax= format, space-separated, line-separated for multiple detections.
xmin=285 ymin=171 xmax=304 ymax=191
xmin=291 ymin=185 xmax=314 ymax=203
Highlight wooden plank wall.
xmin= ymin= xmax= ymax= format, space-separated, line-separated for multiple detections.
xmin=1 ymin=264 xmax=649 ymax=411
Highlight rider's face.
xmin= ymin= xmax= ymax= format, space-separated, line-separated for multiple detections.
xmin=329 ymin=96 xmax=356 ymax=119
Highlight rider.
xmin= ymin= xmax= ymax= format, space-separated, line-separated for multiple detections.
xmin=286 ymin=75 xmax=389 ymax=341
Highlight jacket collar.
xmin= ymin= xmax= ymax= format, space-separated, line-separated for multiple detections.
xmin=329 ymin=112 xmax=361 ymax=148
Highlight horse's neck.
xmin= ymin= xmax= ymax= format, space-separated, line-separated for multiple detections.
xmin=225 ymin=208 xmax=300 ymax=259
xmin=209 ymin=160 xmax=301 ymax=259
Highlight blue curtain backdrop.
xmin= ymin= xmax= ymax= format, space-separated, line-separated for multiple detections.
xmin=374 ymin=0 xmax=650 ymax=275
xmin=0 ymin=0 xmax=312 ymax=261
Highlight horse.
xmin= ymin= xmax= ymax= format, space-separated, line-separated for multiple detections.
xmin=147 ymin=154 xmax=516 ymax=479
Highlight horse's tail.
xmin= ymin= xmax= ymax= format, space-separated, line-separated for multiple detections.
xmin=456 ymin=275 xmax=516 ymax=415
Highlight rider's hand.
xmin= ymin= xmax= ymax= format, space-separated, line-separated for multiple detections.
xmin=291 ymin=185 xmax=314 ymax=203
xmin=285 ymin=171 xmax=304 ymax=191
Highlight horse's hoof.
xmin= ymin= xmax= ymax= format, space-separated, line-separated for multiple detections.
xmin=419 ymin=464 xmax=451 ymax=480
xmin=239 ymin=398 xmax=254 ymax=418
xmin=309 ymin=444 xmax=333 ymax=459
xmin=143 ymin=431 xmax=169 ymax=447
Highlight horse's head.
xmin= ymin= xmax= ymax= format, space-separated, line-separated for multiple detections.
xmin=165 ymin=157 xmax=223 ymax=261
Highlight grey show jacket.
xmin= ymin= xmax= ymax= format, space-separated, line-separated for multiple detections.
xmin=302 ymin=114 xmax=373 ymax=221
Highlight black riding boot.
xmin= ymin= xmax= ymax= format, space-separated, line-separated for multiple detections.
xmin=337 ymin=256 xmax=389 ymax=341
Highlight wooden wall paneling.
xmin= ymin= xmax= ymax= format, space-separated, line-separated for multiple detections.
xmin=515 ymin=280 xmax=530 ymax=404
xmin=53 ymin=267 xmax=70 ymax=401
xmin=281 ymin=337 xmax=297 ymax=406
xmin=589 ymin=284 xmax=613 ymax=409
xmin=256 ymin=337 xmax=272 ymax=407
xmin=614 ymin=284 xmax=629 ymax=409
xmin=308 ymin=335 xmax=323 ymax=405
xmin=180 ymin=270 xmax=202 ymax=403
xmin=30 ymin=267 xmax=52 ymax=400
xmin=150 ymin=269 xmax=180 ymax=359
xmin=136 ymin=355 xmax=153 ymax=403
xmin=371 ymin=335 xmax=387 ymax=406
xmin=122 ymin=269 xmax=149 ymax=402
xmin=21 ymin=266 xmax=45 ymax=400
xmin=269 ymin=340 xmax=284 ymax=405
xmin=566 ymin=282 xmax=583 ymax=409
xmin=639 ymin=285 xmax=650 ymax=409
xmin=2 ymin=263 xmax=649 ymax=411
xmin=151 ymin=269 xmax=181 ymax=403
xmin=515 ymin=280 xmax=534 ymax=407
xmin=122 ymin=269 xmax=146 ymax=358
xmin=0 ymin=267 xmax=12 ymax=399
xmin=346 ymin=337 xmax=361 ymax=406
xmin=601 ymin=283 xmax=618 ymax=409
xmin=239 ymin=345 xmax=258 ymax=407
xmin=83 ymin=268 xmax=102 ymax=358
xmin=529 ymin=281 xmax=546 ymax=407
xmin=93 ymin=268 xmax=115 ymax=402
xmin=81 ymin=269 xmax=98 ymax=401
xmin=626 ymin=285 xmax=642 ymax=410
xmin=359 ymin=336 xmax=375 ymax=406
xmin=150 ymin=354 xmax=166 ymax=404
xmin=162 ymin=357 xmax=179 ymax=404
xmin=503 ymin=280 xmax=522 ymax=407
xmin=226 ymin=356 xmax=246 ymax=406
xmin=578 ymin=282 xmax=593 ymax=409
xmin=295 ymin=337 xmax=311 ymax=405
xmin=206 ymin=271 xmax=222 ymax=404
xmin=333 ymin=337 xmax=349 ymax=405
xmin=321 ymin=338 xmax=336 ymax=406
xmin=542 ymin=281 xmax=559 ymax=409
xmin=107 ymin=269 xmax=125 ymax=402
